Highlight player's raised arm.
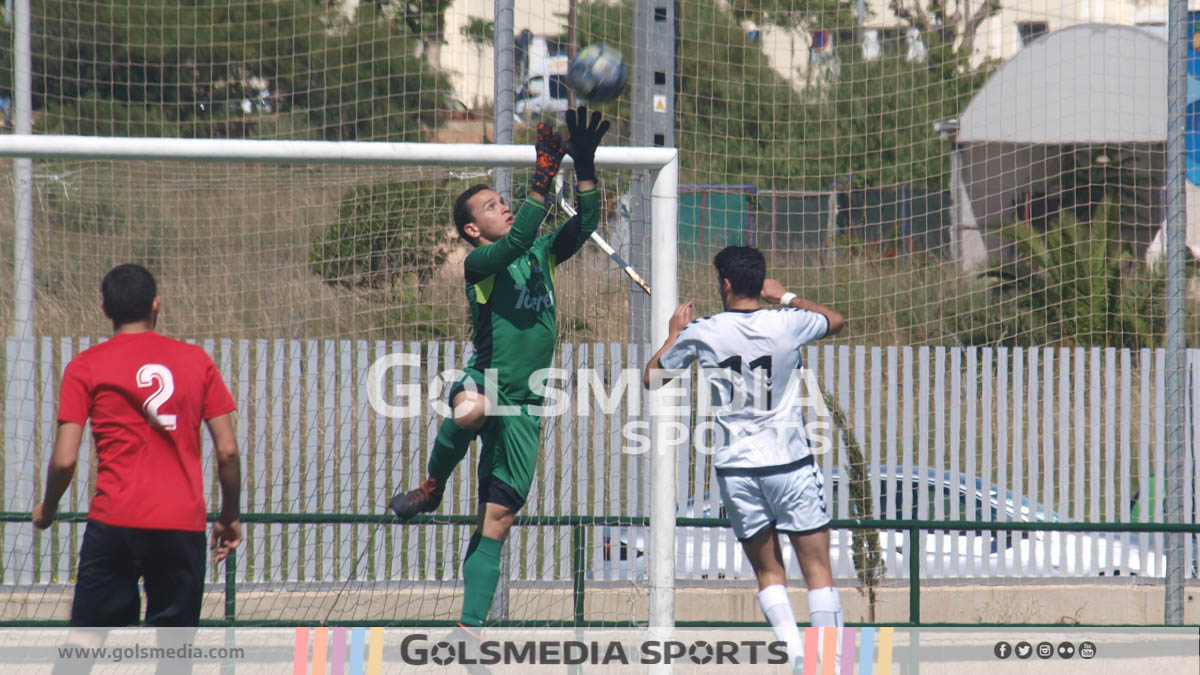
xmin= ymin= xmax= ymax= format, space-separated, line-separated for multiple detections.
xmin=550 ymin=107 xmax=610 ymax=263
xmin=761 ymin=278 xmax=845 ymax=336
xmin=643 ymin=300 xmax=694 ymax=389
xmin=463 ymin=123 xmax=565 ymax=278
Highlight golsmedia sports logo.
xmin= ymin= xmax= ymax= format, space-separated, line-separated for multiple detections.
xmin=398 ymin=633 xmax=790 ymax=666
xmin=367 ymin=354 xmax=836 ymax=455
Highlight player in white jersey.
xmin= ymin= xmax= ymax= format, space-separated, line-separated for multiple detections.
xmin=644 ymin=246 xmax=845 ymax=670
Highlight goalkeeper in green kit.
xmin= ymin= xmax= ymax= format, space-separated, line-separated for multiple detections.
xmin=389 ymin=107 xmax=609 ymax=627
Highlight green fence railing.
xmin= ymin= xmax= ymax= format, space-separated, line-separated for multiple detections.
xmin=2 ymin=512 xmax=1197 ymax=628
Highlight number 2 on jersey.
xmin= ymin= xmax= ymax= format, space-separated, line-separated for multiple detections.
xmin=137 ymin=364 xmax=178 ymax=430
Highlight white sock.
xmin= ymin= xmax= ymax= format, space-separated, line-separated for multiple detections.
xmin=807 ymin=585 xmax=843 ymax=627
xmin=758 ymin=585 xmax=803 ymax=664
xmin=808 ymin=587 xmax=844 ymax=674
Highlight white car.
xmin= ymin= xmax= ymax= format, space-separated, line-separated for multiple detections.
xmin=514 ymin=74 xmax=570 ymax=121
xmin=592 ymin=465 xmax=1147 ymax=581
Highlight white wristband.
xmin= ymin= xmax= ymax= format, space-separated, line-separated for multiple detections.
xmin=779 ymin=292 xmax=797 ymax=306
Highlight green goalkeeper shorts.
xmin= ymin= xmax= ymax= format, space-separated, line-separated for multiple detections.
xmin=449 ymin=369 xmax=543 ymax=509
xmin=476 ymin=405 xmax=542 ymax=509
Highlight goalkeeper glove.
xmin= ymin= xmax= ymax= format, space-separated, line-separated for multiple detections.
xmin=530 ymin=122 xmax=565 ymax=200
xmin=565 ymin=106 xmax=611 ymax=183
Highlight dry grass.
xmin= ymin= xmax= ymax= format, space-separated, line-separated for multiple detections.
xmin=0 ymin=161 xmax=495 ymax=340
xmin=2 ymin=160 xmax=1192 ymax=349
xmin=0 ymin=160 xmax=651 ymax=343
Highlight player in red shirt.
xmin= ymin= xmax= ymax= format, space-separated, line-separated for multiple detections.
xmin=32 ymin=264 xmax=242 ymax=627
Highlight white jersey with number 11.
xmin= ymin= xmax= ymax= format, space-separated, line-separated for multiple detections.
xmin=657 ymin=307 xmax=830 ymax=469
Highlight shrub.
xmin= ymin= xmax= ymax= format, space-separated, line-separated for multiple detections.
xmin=310 ymin=179 xmax=465 ymax=289
xmin=963 ymin=198 xmax=1163 ymax=348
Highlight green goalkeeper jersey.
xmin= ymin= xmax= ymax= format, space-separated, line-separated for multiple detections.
xmin=462 ymin=188 xmax=600 ymax=402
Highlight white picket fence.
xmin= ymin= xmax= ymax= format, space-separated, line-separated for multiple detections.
xmin=3 ymin=339 xmax=1199 ymax=586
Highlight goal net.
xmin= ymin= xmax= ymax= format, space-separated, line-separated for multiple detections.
xmin=0 ymin=136 xmax=677 ymax=626
xmin=568 ymin=0 xmax=1194 ymax=615
xmin=0 ymin=0 xmax=1195 ymax=631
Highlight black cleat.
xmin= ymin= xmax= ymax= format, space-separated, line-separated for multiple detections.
xmin=388 ymin=477 xmax=444 ymax=521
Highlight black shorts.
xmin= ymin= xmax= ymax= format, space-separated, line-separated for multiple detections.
xmin=69 ymin=520 xmax=207 ymax=627
xmin=477 ymin=476 xmax=527 ymax=512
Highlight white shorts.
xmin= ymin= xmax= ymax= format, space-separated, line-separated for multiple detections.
xmin=715 ymin=458 xmax=830 ymax=541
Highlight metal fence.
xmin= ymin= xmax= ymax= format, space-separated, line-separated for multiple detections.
xmin=3 ymin=339 xmax=1199 ymax=586
xmin=675 ymin=186 xmax=955 ymax=257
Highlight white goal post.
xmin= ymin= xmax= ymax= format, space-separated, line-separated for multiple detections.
xmin=0 ymin=134 xmax=681 ymax=629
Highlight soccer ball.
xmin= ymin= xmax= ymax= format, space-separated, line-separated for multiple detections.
xmin=567 ymin=44 xmax=628 ymax=103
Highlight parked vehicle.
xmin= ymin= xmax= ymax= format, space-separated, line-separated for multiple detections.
xmin=514 ymin=73 xmax=569 ymax=121
xmin=593 ymin=465 xmax=1147 ymax=581
xmin=514 ymin=35 xmax=570 ymax=121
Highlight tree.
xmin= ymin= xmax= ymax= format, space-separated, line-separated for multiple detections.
xmin=732 ymin=0 xmax=1000 ymax=62
xmin=381 ymin=0 xmax=455 ymax=74
xmin=885 ymin=0 xmax=1002 ymax=60
xmin=801 ymin=32 xmax=991 ymax=189
xmin=460 ymin=16 xmax=495 ymax=44
xmin=570 ymin=0 xmax=996 ymax=190
xmin=0 ymin=0 xmax=448 ymax=140
xmin=728 ymin=0 xmax=858 ymax=33
xmin=731 ymin=0 xmax=1000 ymax=189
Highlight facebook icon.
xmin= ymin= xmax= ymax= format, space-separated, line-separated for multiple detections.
xmin=993 ymin=641 xmax=1013 ymax=659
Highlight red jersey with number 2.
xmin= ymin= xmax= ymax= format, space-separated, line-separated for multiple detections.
xmin=57 ymin=331 xmax=237 ymax=531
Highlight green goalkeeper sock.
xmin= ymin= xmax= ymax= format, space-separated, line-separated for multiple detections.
xmin=426 ymin=418 xmax=476 ymax=484
xmin=460 ymin=534 xmax=504 ymax=626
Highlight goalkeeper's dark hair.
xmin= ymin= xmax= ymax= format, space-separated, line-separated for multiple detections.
xmin=713 ymin=246 xmax=766 ymax=298
xmin=101 ymin=263 xmax=157 ymax=327
xmin=453 ymin=184 xmax=492 ymax=246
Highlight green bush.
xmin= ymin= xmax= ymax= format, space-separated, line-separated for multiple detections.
xmin=962 ymin=199 xmax=1164 ymax=348
xmin=38 ymin=93 xmax=175 ymax=138
xmin=310 ymin=179 xmax=467 ymax=289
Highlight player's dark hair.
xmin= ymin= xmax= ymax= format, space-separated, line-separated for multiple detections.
xmin=713 ymin=246 xmax=766 ymax=298
xmin=453 ymin=184 xmax=492 ymax=246
xmin=101 ymin=264 xmax=157 ymax=327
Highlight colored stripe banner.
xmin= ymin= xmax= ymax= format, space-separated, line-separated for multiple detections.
xmin=0 ymin=626 xmax=1195 ymax=673
xmin=293 ymin=626 xmax=894 ymax=674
